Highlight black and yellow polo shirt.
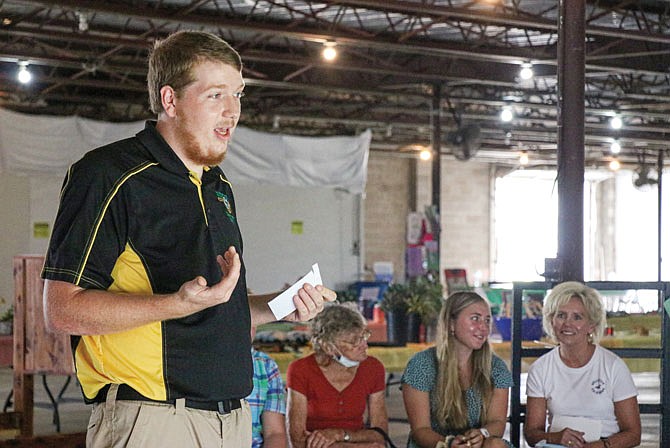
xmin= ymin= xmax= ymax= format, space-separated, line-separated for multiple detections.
xmin=42 ymin=121 xmax=252 ymax=403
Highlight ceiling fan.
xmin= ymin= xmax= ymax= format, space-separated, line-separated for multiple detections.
xmin=443 ymin=92 xmax=481 ymax=161
xmin=445 ymin=123 xmax=482 ymax=161
xmin=632 ymin=152 xmax=658 ymax=190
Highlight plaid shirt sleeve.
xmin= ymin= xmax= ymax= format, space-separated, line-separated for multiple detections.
xmin=248 ymin=349 xmax=287 ymax=448
xmin=259 ymin=352 xmax=286 ymax=415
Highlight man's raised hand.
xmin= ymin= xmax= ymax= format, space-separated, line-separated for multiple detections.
xmin=176 ymin=247 xmax=241 ymax=314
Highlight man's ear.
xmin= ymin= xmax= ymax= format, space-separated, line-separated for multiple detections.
xmin=160 ymin=85 xmax=177 ymax=117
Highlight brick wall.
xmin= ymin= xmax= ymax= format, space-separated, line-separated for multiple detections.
xmin=440 ymin=160 xmax=491 ymax=283
xmin=363 ymin=153 xmax=412 ymax=281
xmin=364 ymin=153 xmax=492 ymax=284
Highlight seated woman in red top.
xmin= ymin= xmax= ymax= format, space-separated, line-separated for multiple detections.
xmin=287 ymin=303 xmax=388 ymax=448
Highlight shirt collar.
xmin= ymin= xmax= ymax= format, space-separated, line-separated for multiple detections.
xmin=136 ymin=121 xmax=190 ymax=176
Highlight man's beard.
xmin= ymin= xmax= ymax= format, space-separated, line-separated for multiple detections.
xmin=174 ymin=117 xmax=227 ymax=167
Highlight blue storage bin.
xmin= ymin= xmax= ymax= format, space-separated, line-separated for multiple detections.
xmin=522 ymin=317 xmax=544 ymax=340
xmin=493 ymin=316 xmax=543 ymax=341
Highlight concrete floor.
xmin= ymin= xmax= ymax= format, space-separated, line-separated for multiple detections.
xmin=0 ymin=368 xmax=90 ymax=438
xmin=0 ymin=367 xmax=661 ymax=446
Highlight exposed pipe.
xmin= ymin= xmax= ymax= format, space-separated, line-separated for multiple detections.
xmin=431 ymin=83 xmax=443 ymax=277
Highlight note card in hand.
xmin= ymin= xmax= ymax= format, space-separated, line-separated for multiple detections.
xmin=550 ymin=415 xmax=602 ymax=443
xmin=268 ymin=264 xmax=322 ymax=320
xmin=536 ymin=442 xmax=566 ymax=448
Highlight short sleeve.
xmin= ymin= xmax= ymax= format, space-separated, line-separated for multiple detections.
xmin=264 ymin=357 xmax=287 ymax=414
xmin=525 ymin=356 xmax=546 ymax=398
xmin=42 ymin=154 xmax=128 ymax=290
xmin=286 ymin=357 xmax=310 ymax=396
xmin=491 ymin=355 xmax=513 ymax=389
xmin=401 ymin=348 xmax=437 ymax=392
xmin=366 ymin=356 xmax=387 ymax=394
xmin=611 ymin=356 xmax=638 ymax=402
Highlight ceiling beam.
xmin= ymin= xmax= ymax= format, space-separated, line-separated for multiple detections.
xmin=309 ymin=0 xmax=670 ymax=44
xmin=13 ymin=0 xmax=670 ymax=65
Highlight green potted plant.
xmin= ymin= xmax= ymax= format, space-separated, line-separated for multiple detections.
xmin=0 ymin=304 xmax=13 ymax=336
xmin=381 ymin=276 xmax=445 ymax=344
xmin=404 ymin=276 xmax=444 ymax=342
xmin=409 ymin=277 xmax=443 ymax=322
xmin=381 ymin=283 xmax=411 ymax=345
xmin=335 ymin=288 xmax=358 ymax=304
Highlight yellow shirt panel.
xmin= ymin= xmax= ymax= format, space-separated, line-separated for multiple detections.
xmin=76 ymin=243 xmax=166 ymax=401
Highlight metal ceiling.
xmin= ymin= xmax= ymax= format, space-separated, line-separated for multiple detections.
xmin=0 ymin=0 xmax=669 ymax=168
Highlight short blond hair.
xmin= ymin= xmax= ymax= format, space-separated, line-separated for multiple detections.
xmin=542 ymin=281 xmax=607 ymax=343
xmin=147 ymin=31 xmax=242 ymax=114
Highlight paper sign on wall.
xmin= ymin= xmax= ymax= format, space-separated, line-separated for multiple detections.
xmin=291 ymin=221 xmax=303 ymax=235
xmin=33 ymin=222 xmax=50 ymax=238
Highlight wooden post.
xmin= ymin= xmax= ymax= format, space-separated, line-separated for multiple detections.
xmin=13 ymin=255 xmax=32 ymax=437
xmin=12 ymin=255 xmax=74 ymax=437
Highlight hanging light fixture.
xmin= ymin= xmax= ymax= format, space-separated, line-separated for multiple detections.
xmin=419 ymin=147 xmax=432 ymax=161
xmin=76 ymin=10 xmax=89 ymax=32
xmin=519 ymin=150 xmax=529 ymax=166
xmin=609 ymin=115 xmax=623 ymax=130
xmin=519 ymin=62 xmax=534 ymax=81
xmin=17 ymin=61 xmax=32 ymax=84
xmin=500 ymin=106 xmax=513 ymax=123
xmin=610 ymin=139 xmax=621 ymax=154
xmin=609 ymin=158 xmax=621 ymax=171
xmin=322 ymin=41 xmax=337 ymax=62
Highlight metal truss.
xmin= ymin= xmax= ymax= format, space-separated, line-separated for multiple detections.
xmin=0 ymin=0 xmax=668 ymax=167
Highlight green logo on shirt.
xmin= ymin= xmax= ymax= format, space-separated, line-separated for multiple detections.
xmin=215 ymin=191 xmax=236 ymax=222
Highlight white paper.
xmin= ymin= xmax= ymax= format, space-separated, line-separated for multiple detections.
xmin=550 ymin=415 xmax=602 ymax=443
xmin=268 ymin=263 xmax=323 ymax=320
xmin=536 ymin=442 xmax=566 ymax=448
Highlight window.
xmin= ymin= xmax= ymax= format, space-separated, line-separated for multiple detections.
xmin=493 ymin=170 xmax=559 ymax=281
xmin=492 ymin=169 xmax=667 ymax=313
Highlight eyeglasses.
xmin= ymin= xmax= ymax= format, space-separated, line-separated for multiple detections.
xmin=338 ymin=329 xmax=372 ymax=347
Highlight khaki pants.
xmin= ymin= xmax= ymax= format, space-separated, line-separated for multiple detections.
xmin=86 ymin=385 xmax=252 ymax=448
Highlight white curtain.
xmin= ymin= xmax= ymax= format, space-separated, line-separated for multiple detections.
xmin=0 ymin=108 xmax=370 ymax=193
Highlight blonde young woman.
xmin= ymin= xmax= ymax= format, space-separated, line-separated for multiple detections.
xmin=402 ymin=291 xmax=513 ymax=448
xmin=287 ymin=304 xmax=388 ymax=448
xmin=524 ymin=282 xmax=641 ymax=448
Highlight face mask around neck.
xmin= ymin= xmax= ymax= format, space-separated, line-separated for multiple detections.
xmin=333 ymin=353 xmax=360 ymax=368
